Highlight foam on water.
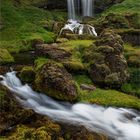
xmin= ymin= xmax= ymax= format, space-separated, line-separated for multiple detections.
xmin=0 ymin=71 xmax=140 ymax=140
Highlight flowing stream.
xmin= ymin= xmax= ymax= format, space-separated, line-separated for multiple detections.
xmin=0 ymin=71 xmax=140 ymax=140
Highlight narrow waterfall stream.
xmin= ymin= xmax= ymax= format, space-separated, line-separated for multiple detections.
xmin=60 ymin=0 xmax=97 ymax=36
xmin=0 ymin=71 xmax=140 ymax=140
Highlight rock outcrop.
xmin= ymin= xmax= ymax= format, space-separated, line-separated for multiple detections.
xmin=35 ymin=43 xmax=71 ymax=61
xmin=35 ymin=60 xmax=78 ymax=101
xmin=87 ymin=29 xmax=129 ymax=87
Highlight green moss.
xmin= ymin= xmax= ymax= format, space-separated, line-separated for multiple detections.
xmin=0 ymin=48 xmax=14 ymax=64
xmin=19 ymin=66 xmax=35 ymax=83
xmin=103 ymin=0 xmax=140 ymax=15
xmin=128 ymin=56 xmax=140 ymax=68
xmin=34 ymin=57 xmax=49 ymax=71
xmin=73 ymin=74 xmax=93 ymax=85
xmin=79 ymin=88 xmax=140 ymax=110
xmin=73 ymin=74 xmax=140 ymax=109
xmin=0 ymin=0 xmax=65 ymax=53
xmin=63 ymin=60 xmax=86 ymax=73
xmin=121 ymin=68 xmax=140 ymax=97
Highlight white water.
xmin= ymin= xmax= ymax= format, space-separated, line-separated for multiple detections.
xmin=67 ymin=0 xmax=76 ymax=20
xmin=82 ymin=0 xmax=93 ymax=17
xmin=60 ymin=0 xmax=97 ymax=36
xmin=0 ymin=71 xmax=140 ymax=140
xmin=59 ymin=20 xmax=97 ymax=36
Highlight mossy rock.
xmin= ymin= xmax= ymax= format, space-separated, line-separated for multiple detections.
xmin=19 ymin=66 xmax=35 ymax=83
xmin=0 ymin=48 xmax=14 ymax=65
xmin=35 ymin=60 xmax=78 ymax=101
xmin=128 ymin=55 xmax=140 ymax=68
xmin=96 ymin=45 xmax=114 ymax=54
xmin=88 ymin=30 xmax=128 ymax=87
xmin=63 ymin=60 xmax=86 ymax=73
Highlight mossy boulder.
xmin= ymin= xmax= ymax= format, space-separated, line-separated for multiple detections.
xmin=88 ymin=29 xmax=129 ymax=87
xmin=35 ymin=43 xmax=71 ymax=61
xmin=0 ymin=48 xmax=14 ymax=65
xmin=35 ymin=60 xmax=78 ymax=101
xmin=63 ymin=60 xmax=86 ymax=73
xmin=19 ymin=66 xmax=35 ymax=83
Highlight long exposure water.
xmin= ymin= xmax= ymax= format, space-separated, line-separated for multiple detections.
xmin=0 ymin=71 xmax=140 ymax=140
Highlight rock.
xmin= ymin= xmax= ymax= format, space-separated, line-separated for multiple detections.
xmin=35 ymin=60 xmax=78 ymax=101
xmin=56 ymin=38 xmax=69 ymax=43
xmin=62 ymin=34 xmax=95 ymax=40
xmin=80 ymin=84 xmax=96 ymax=91
xmin=0 ymin=66 xmax=10 ymax=75
xmin=117 ymin=29 xmax=140 ymax=46
xmin=53 ymin=22 xmax=65 ymax=34
xmin=63 ymin=60 xmax=86 ymax=73
xmin=35 ymin=43 xmax=71 ymax=61
xmin=88 ymin=29 xmax=129 ymax=87
xmin=19 ymin=66 xmax=35 ymax=83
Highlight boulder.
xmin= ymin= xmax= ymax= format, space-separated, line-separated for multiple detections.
xmin=19 ymin=66 xmax=35 ymax=83
xmin=35 ymin=43 xmax=71 ymax=61
xmin=88 ymin=29 xmax=129 ymax=87
xmin=35 ymin=60 xmax=78 ymax=101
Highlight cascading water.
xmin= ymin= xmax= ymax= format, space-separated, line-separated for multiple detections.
xmin=60 ymin=0 xmax=97 ymax=36
xmin=67 ymin=0 xmax=76 ymax=20
xmin=82 ymin=0 xmax=93 ymax=17
xmin=0 ymin=71 xmax=140 ymax=140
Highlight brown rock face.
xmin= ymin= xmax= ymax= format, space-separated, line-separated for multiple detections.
xmin=35 ymin=61 xmax=78 ymax=101
xmin=89 ymin=29 xmax=129 ymax=87
xmin=35 ymin=43 xmax=71 ymax=61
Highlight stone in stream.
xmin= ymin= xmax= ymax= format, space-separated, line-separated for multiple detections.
xmin=35 ymin=60 xmax=78 ymax=101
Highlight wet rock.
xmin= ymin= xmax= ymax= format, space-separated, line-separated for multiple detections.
xmin=88 ymin=29 xmax=129 ymax=87
xmin=35 ymin=60 xmax=78 ymax=101
xmin=35 ymin=43 xmax=71 ymax=61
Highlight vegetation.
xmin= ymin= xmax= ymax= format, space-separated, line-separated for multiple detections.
xmin=19 ymin=66 xmax=35 ymax=83
xmin=0 ymin=48 xmax=14 ymax=64
xmin=73 ymin=74 xmax=140 ymax=110
xmin=0 ymin=0 xmax=140 ymax=139
xmin=103 ymin=0 xmax=140 ymax=15
xmin=0 ymin=0 xmax=66 ymax=53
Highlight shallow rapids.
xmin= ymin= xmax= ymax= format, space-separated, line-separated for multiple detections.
xmin=0 ymin=71 xmax=140 ymax=140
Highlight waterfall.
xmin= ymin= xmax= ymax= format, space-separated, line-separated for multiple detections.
xmin=60 ymin=0 xmax=97 ymax=36
xmin=82 ymin=0 xmax=93 ymax=17
xmin=67 ymin=0 xmax=76 ymax=20
xmin=0 ymin=71 xmax=140 ymax=140
xmin=67 ymin=0 xmax=94 ymax=20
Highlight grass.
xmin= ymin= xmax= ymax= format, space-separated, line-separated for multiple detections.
xmin=60 ymin=40 xmax=93 ymax=65
xmin=0 ymin=0 xmax=66 ymax=53
xmin=73 ymin=74 xmax=140 ymax=110
xmin=103 ymin=0 xmax=140 ymax=15
xmin=0 ymin=48 xmax=14 ymax=64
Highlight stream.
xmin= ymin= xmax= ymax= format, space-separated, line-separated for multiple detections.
xmin=0 ymin=71 xmax=140 ymax=140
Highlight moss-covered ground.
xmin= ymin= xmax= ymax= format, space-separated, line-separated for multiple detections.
xmin=0 ymin=0 xmax=66 ymax=53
